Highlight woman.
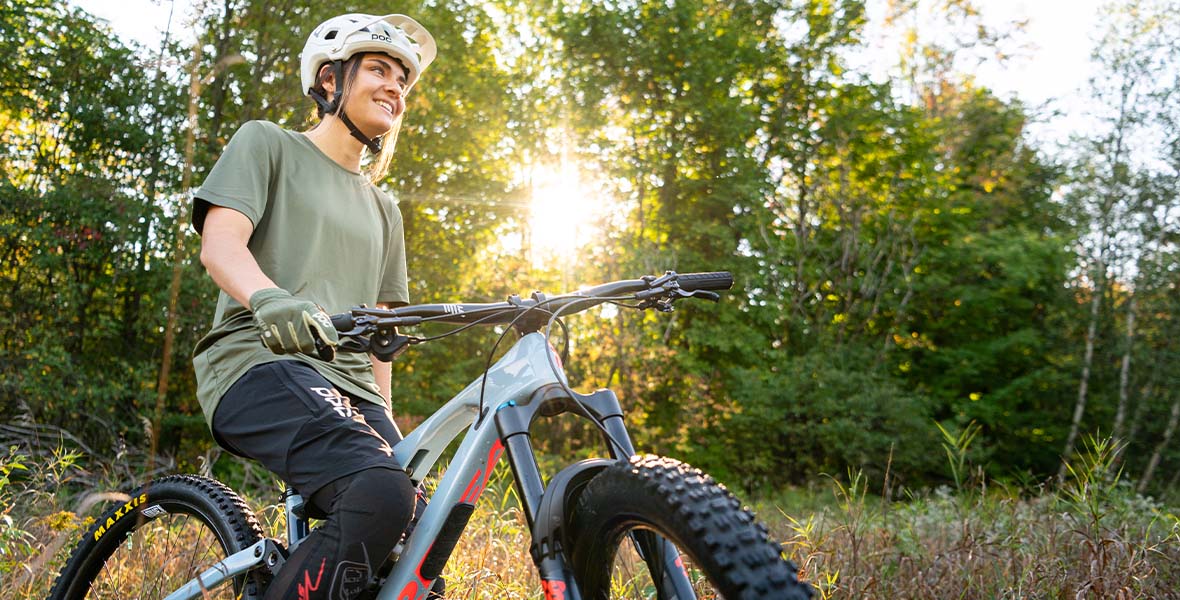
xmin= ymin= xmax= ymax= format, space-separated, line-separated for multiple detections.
xmin=190 ymin=13 xmax=436 ymax=600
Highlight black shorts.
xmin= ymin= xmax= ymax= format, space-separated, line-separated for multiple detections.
xmin=211 ymin=361 xmax=403 ymax=500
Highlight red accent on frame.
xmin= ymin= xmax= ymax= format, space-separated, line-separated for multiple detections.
xmin=397 ymin=538 xmax=437 ymax=600
xmin=459 ymin=438 xmax=505 ymax=504
xmin=547 ymin=341 xmax=565 ymax=372
xmin=398 ymin=439 xmax=507 ymax=599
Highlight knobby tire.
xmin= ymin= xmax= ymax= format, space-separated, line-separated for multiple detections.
xmin=567 ymin=455 xmax=813 ymax=600
xmin=48 ymin=474 xmax=266 ymax=600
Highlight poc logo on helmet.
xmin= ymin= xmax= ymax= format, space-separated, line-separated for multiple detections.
xmin=371 ymin=33 xmax=393 ymax=43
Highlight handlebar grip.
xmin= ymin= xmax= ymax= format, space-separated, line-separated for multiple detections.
xmin=330 ymin=313 xmax=355 ymax=331
xmin=678 ymin=271 xmax=734 ymax=292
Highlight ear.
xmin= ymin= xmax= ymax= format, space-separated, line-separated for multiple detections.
xmin=318 ymin=63 xmax=337 ymax=97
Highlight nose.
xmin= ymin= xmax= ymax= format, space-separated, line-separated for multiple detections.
xmin=386 ymin=79 xmax=404 ymax=98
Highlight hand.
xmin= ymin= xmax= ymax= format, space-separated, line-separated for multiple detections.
xmin=249 ymin=288 xmax=339 ymax=358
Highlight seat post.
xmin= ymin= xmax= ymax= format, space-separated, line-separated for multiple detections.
xmin=282 ymin=486 xmax=311 ymax=550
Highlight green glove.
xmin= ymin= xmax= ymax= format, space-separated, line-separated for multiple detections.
xmin=249 ymin=288 xmax=339 ymax=358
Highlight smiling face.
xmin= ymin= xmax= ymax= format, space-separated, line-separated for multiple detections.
xmin=319 ymin=53 xmax=409 ymax=138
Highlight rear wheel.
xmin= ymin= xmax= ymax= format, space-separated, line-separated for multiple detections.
xmin=566 ymin=455 xmax=812 ymax=599
xmin=48 ymin=474 xmax=266 ymax=600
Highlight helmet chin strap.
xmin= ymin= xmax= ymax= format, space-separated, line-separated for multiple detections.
xmin=338 ymin=111 xmax=383 ymax=154
xmin=309 ymin=60 xmax=384 ymax=155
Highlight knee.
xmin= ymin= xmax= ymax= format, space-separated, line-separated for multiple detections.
xmin=353 ymin=467 xmax=415 ymax=514
xmin=338 ymin=467 xmax=416 ymax=542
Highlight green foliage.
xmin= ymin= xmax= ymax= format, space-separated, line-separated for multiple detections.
xmin=0 ymin=447 xmax=35 ymax=574
xmin=934 ymin=419 xmax=979 ymax=491
xmin=696 ymin=348 xmax=940 ymax=491
xmin=1058 ymin=435 xmax=1128 ymax=531
xmin=0 ymin=0 xmax=189 ymax=446
xmin=0 ymin=444 xmax=84 ymax=587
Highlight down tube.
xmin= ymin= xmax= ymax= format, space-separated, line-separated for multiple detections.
xmin=376 ymin=417 xmax=504 ymax=600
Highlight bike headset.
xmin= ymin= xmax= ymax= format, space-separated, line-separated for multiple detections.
xmin=300 ymin=13 xmax=437 ymax=154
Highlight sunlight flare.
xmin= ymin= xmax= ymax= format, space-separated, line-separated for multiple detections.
xmin=524 ymin=161 xmax=599 ymax=267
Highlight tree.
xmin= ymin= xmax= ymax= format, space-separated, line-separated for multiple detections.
xmin=1058 ymin=0 xmax=1180 ymax=479
xmin=0 ymin=0 xmax=188 ymax=448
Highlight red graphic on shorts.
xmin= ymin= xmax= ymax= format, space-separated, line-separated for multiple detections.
xmin=297 ymin=558 xmax=327 ymax=600
xmin=541 ymin=580 xmax=567 ymax=600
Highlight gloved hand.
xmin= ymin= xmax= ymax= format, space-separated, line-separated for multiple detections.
xmin=249 ymin=288 xmax=339 ymax=359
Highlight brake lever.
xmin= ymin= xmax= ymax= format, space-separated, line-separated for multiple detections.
xmin=371 ymin=329 xmax=420 ymax=362
xmin=679 ymin=289 xmax=721 ymax=302
xmin=635 ymin=288 xmax=722 ymax=312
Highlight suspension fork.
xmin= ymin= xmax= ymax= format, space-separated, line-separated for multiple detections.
xmin=494 ymin=385 xmax=696 ymax=599
xmin=492 ymin=385 xmax=630 ymax=598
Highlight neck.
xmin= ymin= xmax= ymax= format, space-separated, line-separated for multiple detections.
xmin=303 ymin=116 xmax=367 ymax=173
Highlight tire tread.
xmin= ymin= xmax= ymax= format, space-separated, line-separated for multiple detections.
xmin=569 ymin=454 xmax=813 ymax=599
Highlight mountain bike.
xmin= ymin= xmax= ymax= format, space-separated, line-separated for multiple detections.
xmin=48 ymin=271 xmax=813 ymax=599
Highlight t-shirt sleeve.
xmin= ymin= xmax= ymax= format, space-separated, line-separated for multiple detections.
xmin=191 ymin=121 xmax=277 ymax=235
xmin=378 ymin=204 xmax=410 ymax=306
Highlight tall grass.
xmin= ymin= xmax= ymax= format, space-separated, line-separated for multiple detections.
xmin=3 ymin=441 xmax=1178 ymax=599
xmin=769 ymin=436 xmax=1180 ymax=599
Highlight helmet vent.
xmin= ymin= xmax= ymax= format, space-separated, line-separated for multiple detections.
xmin=324 ymin=30 xmax=338 ymax=40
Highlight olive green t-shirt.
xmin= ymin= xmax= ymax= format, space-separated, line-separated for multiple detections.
xmin=191 ymin=120 xmax=409 ymax=427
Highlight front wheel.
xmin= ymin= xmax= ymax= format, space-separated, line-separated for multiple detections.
xmin=566 ymin=455 xmax=812 ymax=600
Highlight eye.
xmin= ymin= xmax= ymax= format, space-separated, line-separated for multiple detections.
xmin=371 ymin=65 xmax=386 ymax=76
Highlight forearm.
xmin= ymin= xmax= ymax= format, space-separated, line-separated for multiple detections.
xmin=201 ymin=238 xmax=276 ymax=308
xmin=371 ymin=354 xmax=392 ymax=403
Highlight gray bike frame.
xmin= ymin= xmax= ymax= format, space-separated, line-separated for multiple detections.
xmin=163 ymin=331 xmax=564 ymax=600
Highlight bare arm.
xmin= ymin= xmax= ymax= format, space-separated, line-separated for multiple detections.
xmin=199 ymin=206 xmax=276 ymax=308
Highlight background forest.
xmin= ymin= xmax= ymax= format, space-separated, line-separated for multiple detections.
xmin=3 ymin=0 xmax=1180 ymax=597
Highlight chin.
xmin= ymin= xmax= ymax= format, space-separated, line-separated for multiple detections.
xmin=364 ymin=117 xmax=396 ymax=137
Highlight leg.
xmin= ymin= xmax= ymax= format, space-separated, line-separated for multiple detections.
xmin=211 ymin=361 xmax=416 ymax=600
xmin=265 ymin=467 xmax=414 ymax=600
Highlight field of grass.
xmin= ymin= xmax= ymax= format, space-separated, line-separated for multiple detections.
xmin=3 ymin=443 xmax=1178 ymax=599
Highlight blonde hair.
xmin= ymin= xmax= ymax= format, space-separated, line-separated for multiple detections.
xmin=311 ymin=54 xmax=404 ymax=183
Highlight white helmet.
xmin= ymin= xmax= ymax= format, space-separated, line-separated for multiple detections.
xmin=300 ymin=13 xmax=437 ymax=96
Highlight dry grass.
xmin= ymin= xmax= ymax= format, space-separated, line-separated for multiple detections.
xmin=3 ymin=446 xmax=1178 ymax=599
xmin=763 ymin=486 xmax=1179 ymax=599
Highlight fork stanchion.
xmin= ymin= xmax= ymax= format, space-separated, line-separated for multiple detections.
xmin=501 ymin=432 xmax=546 ymax=531
xmin=600 ymin=415 xmax=636 ymax=459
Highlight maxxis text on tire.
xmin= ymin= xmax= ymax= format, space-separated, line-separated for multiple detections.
xmin=47 ymin=474 xmax=266 ymax=600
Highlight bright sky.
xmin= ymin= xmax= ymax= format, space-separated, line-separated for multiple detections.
xmin=71 ymin=0 xmax=191 ymax=47
xmin=852 ymin=0 xmax=1105 ymax=148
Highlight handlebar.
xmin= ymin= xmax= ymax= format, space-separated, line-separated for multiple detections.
xmin=332 ymin=271 xmax=733 ymax=332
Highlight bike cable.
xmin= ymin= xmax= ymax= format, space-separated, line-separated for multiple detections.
xmin=540 ymin=298 xmax=637 ymax=458
xmin=410 ymin=310 xmax=509 ymax=341
xmin=474 ymin=294 xmax=634 ymax=457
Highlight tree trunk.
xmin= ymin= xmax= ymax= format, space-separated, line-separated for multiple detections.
xmin=1059 ymin=260 xmax=1104 ymax=480
xmin=1138 ymin=393 xmax=1180 ymax=493
xmin=152 ymin=41 xmax=205 ymax=462
xmin=1113 ymin=294 xmax=1136 ymax=439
